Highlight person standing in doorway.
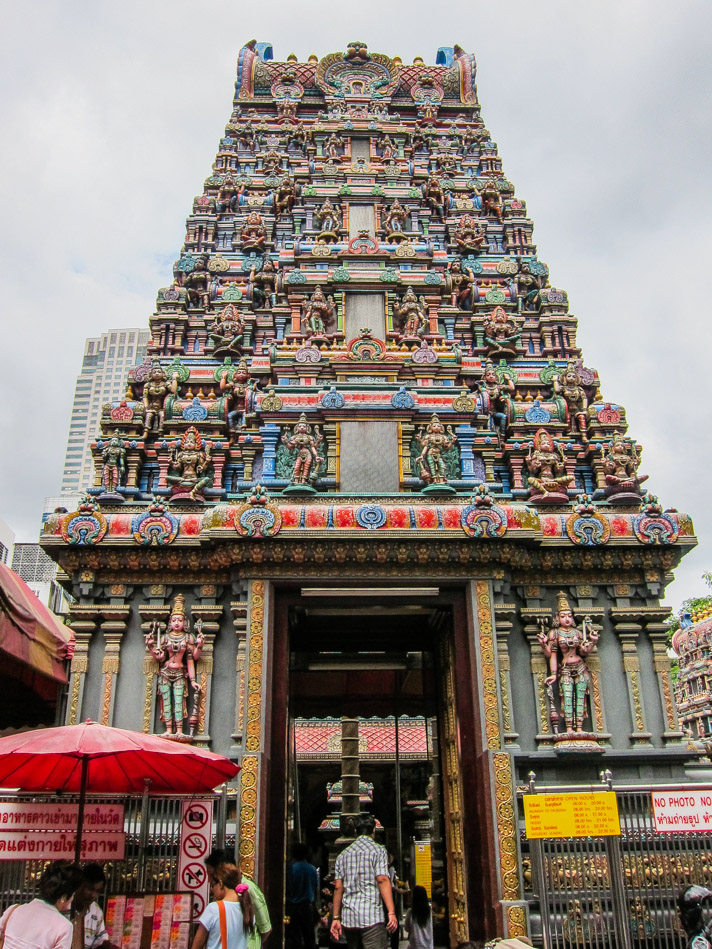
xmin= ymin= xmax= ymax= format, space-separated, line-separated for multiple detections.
xmin=286 ymin=843 xmax=319 ymax=949
xmin=403 ymin=886 xmax=432 ymax=949
xmin=330 ymin=815 xmax=398 ymax=949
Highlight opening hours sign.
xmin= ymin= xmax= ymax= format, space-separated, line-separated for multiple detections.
xmin=523 ymin=792 xmax=620 ymax=839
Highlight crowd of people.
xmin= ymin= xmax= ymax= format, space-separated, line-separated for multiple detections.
xmin=3 ymin=838 xmax=712 ymax=949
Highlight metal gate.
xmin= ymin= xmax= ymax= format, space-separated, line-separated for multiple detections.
xmin=520 ymin=775 xmax=712 ymax=949
xmin=0 ymin=789 xmax=231 ymax=911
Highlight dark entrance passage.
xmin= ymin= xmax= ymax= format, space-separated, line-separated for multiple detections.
xmin=264 ymin=587 xmax=495 ymax=948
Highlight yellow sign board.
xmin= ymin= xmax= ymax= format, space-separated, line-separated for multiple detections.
xmin=413 ymin=841 xmax=432 ymax=897
xmin=523 ymin=792 xmax=620 ymax=839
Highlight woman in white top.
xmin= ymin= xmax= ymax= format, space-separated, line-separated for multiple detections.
xmin=191 ymin=863 xmax=254 ymax=949
xmin=404 ymin=885 xmax=433 ymax=949
xmin=0 ymin=861 xmax=83 ymax=949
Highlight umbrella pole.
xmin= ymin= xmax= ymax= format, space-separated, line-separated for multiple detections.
xmin=74 ymin=755 xmax=89 ymax=864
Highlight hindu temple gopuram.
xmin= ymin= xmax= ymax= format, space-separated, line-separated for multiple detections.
xmin=41 ymin=40 xmax=698 ymax=944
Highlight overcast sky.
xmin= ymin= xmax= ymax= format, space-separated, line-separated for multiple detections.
xmin=1 ymin=1 xmax=710 ymax=612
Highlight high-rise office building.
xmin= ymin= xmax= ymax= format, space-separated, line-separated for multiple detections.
xmin=60 ymin=328 xmax=150 ymax=494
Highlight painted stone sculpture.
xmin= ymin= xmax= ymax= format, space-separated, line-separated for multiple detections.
xmin=525 ymin=429 xmax=572 ymax=503
xmin=144 ymin=594 xmax=204 ymax=740
xmin=167 ymin=427 xmax=213 ymax=501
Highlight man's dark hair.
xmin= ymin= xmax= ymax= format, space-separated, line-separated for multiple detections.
xmin=354 ymin=813 xmax=376 ymax=836
xmin=82 ymin=863 xmax=106 ymax=886
xmin=292 ymin=842 xmax=308 ymax=861
xmin=205 ymin=847 xmax=232 ymax=869
xmin=38 ymin=862 xmax=83 ymax=905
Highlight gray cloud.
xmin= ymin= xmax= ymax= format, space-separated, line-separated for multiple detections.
xmin=1 ymin=0 xmax=710 ymax=611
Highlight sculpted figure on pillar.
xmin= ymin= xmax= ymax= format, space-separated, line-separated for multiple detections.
xmin=143 ymin=361 xmax=179 ymax=439
xmin=394 ymin=286 xmax=427 ymax=339
xmin=145 ymin=594 xmax=204 ymax=740
xmin=537 ymin=591 xmax=599 ymax=737
xmin=184 ymin=257 xmax=211 ymax=309
xmin=382 ymin=199 xmax=408 ymax=240
xmin=100 ymin=431 xmax=126 ymax=494
xmin=480 ymin=176 xmax=503 ymax=223
xmin=314 ymin=198 xmax=342 ymax=239
xmin=422 ymin=174 xmax=446 ymax=220
xmin=446 ymin=258 xmax=475 ymax=311
xmin=219 ymin=360 xmax=255 ymax=439
xmin=275 ymin=175 xmax=298 ymax=218
xmin=281 ymin=413 xmax=324 ymax=486
xmin=250 ymin=257 xmax=279 ymax=310
xmin=478 ymin=360 xmax=515 ymax=437
xmin=302 ymin=285 xmax=336 ymax=337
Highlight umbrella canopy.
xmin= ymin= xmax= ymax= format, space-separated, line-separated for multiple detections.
xmin=0 ymin=720 xmax=239 ymax=794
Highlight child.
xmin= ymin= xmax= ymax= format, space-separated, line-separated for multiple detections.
xmin=404 ymin=886 xmax=433 ymax=949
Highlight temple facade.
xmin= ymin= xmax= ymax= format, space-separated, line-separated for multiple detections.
xmin=41 ymin=40 xmax=696 ymax=944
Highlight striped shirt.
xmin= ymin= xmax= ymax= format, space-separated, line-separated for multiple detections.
xmin=334 ymin=835 xmax=389 ymax=928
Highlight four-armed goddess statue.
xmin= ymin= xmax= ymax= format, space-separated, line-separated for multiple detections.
xmin=144 ymin=594 xmax=204 ymax=740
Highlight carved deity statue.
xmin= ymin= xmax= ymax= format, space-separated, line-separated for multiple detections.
xmin=537 ymin=591 xmax=599 ymax=735
xmin=302 ymin=285 xmax=336 ymax=337
xmin=240 ymin=211 xmax=267 ymax=252
xmin=219 ymin=360 xmax=256 ymax=438
xmin=314 ymin=198 xmax=342 ymax=237
xmin=216 ymin=175 xmax=243 ymax=215
xmin=281 ymin=413 xmax=323 ymax=485
xmin=209 ymin=303 xmax=245 ymax=355
xmin=422 ymin=174 xmax=446 ymax=219
xmin=478 ymin=361 xmax=515 ymax=437
xmin=250 ymin=257 xmax=279 ymax=310
xmin=394 ymin=286 xmax=427 ymax=339
xmin=415 ymin=415 xmax=457 ymax=485
xmin=480 ymin=176 xmax=503 ymax=223
xmin=167 ymin=427 xmax=213 ymax=501
xmin=380 ymin=135 xmax=395 ymax=160
xmin=275 ymin=175 xmax=298 ymax=218
xmin=144 ymin=594 xmax=204 ymax=739
xmin=101 ymin=431 xmax=126 ymax=494
xmin=447 ymin=258 xmax=475 ymax=311
xmin=553 ymin=361 xmax=589 ymax=442
xmin=525 ymin=428 xmax=573 ymax=500
xmin=184 ymin=257 xmax=210 ymax=309
xmin=143 ymin=361 xmax=179 ymax=439
xmin=453 ymin=213 xmax=486 ymax=254
xmin=602 ymin=439 xmax=648 ymax=497
xmin=514 ymin=261 xmax=546 ymax=312
xmin=382 ymin=199 xmax=408 ymax=240
xmin=483 ymin=305 xmax=522 ymax=356
xmin=324 ymin=132 xmax=345 ymax=160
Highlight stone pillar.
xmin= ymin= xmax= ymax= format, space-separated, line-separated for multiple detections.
xmin=230 ymin=599 xmax=248 ymax=752
xmin=520 ymin=607 xmax=554 ymax=747
xmin=65 ymin=628 xmax=93 ymax=726
xmin=138 ymin=601 xmax=171 ymax=733
xmin=191 ymin=601 xmax=223 ymax=745
xmin=340 ymin=717 xmax=360 ymax=834
xmin=647 ymin=614 xmax=685 ymax=745
xmin=98 ymin=605 xmax=130 ymax=727
xmin=610 ymin=610 xmax=652 ymax=745
xmin=494 ymin=605 xmax=519 ymax=748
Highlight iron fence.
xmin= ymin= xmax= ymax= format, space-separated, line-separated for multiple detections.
xmin=520 ymin=777 xmax=712 ymax=949
xmin=0 ymin=790 xmax=233 ymax=912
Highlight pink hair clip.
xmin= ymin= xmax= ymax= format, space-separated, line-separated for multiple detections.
xmin=236 ymin=884 xmax=249 ymax=894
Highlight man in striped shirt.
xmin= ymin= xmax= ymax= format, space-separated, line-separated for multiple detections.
xmin=330 ymin=815 xmax=398 ymax=949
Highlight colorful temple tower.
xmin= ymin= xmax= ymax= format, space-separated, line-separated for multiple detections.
xmin=42 ymin=41 xmax=696 ymax=943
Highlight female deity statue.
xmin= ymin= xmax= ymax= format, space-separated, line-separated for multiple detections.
xmin=166 ymin=427 xmax=213 ymax=501
xmin=281 ymin=414 xmax=324 ymax=486
xmin=602 ymin=438 xmax=648 ymax=497
xmin=552 ymin=361 xmax=589 ymax=442
xmin=480 ymin=176 xmax=503 ymax=223
xmin=478 ymin=361 xmax=515 ymax=437
xmin=302 ymin=285 xmax=336 ymax=337
xmin=144 ymin=594 xmax=204 ymax=739
xmin=324 ymin=132 xmax=345 ymax=160
xmin=514 ymin=261 xmax=546 ymax=312
xmin=240 ymin=211 xmax=267 ymax=252
xmin=537 ymin=591 xmax=599 ymax=735
xmin=525 ymin=428 xmax=573 ymax=500
xmin=453 ymin=213 xmax=486 ymax=254
xmin=382 ymin=199 xmax=408 ymax=241
xmin=422 ymin=174 xmax=446 ymax=219
xmin=143 ymin=362 xmax=180 ymax=439
xmin=219 ymin=360 xmax=252 ymax=438
xmin=447 ymin=258 xmax=475 ymax=311
xmin=275 ymin=176 xmax=298 ymax=218
xmin=394 ymin=286 xmax=427 ymax=339
xmin=380 ymin=134 xmax=395 ymax=160
xmin=314 ymin=199 xmax=342 ymax=239
xmin=209 ymin=303 xmax=245 ymax=355
xmin=184 ymin=257 xmax=211 ymax=309
xmin=250 ymin=257 xmax=279 ymax=310
xmin=483 ymin=305 xmax=522 ymax=356
xmin=100 ymin=431 xmax=126 ymax=494
xmin=415 ymin=415 xmax=457 ymax=485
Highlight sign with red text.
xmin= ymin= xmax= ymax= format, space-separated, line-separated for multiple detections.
xmin=177 ymin=801 xmax=213 ymax=917
xmin=0 ymin=802 xmax=124 ymax=830
xmin=652 ymin=789 xmax=712 ymax=832
xmin=0 ymin=829 xmax=126 ymax=860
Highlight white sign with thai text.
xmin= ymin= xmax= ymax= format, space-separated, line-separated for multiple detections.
xmin=0 ymin=802 xmax=124 ymax=830
xmin=0 ymin=830 xmax=126 ymax=860
xmin=652 ymin=790 xmax=712 ymax=832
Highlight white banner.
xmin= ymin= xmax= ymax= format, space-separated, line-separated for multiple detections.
xmin=0 ymin=830 xmax=126 ymax=860
xmin=0 ymin=802 xmax=124 ymax=831
xmin=652 ymin=790 xmax=712 ymax=832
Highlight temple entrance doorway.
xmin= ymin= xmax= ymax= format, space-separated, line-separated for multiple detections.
xmin=266 ymin=586 xmax=494 ymax=948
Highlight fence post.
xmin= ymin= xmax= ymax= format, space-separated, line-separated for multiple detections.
xmin=600 ymin=770 xmax=632 ymax=949
xmin=526 ymin=772 xmax=552 ymax=949
xmin=137 ymin=779 xmax=151 ymax=891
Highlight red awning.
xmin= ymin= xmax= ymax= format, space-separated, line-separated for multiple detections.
xmin=0 ymin=562 xmax=74 ymax=683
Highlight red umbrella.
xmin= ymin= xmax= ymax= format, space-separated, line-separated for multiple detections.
xmin=0 ymin=720 xmax=239 ymax=860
